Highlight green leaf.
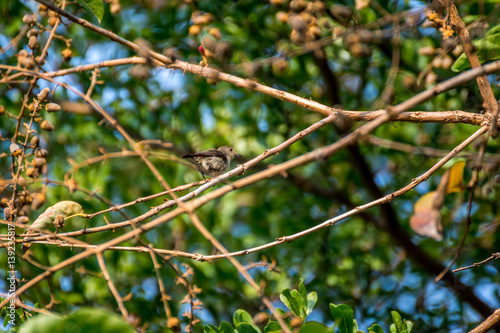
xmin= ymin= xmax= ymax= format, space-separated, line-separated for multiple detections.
xmin=330 ymin=304 xmax=354 ymax=333
xmin=451 ymin=28 xmax=500 ymax=71
xmin=233 ymin=309 xmax=254 ymax=326
xmin=486 ymin=25 xmax=500 ymax=37
xmin=204 ymin=324 xmax=221 ymax=333
xmin=368 ymin=324 xmax=384 ymax=333
xmin=280 ymin=288 xmax=303 ymax=319
xmin=298 ymin=279 xmax=317 ymax=318
xmin=76 ymin=0 xmax=104 ymax=22
xmin=27 ymin=201 xmax=83 ymax=231
xmin=19 ymin=307 xmax=135 ymax=333
xmin=291 ymin=289 xmax=305 ymax=317
xmin=232 ymin=310 xmax=261 ymax=333
xmin=18 ymin=313 xmax=62 ymax=333
xmin=353 ymin=319 xmax=359 ymax=333
xmin=306 ymin=291 xmax=318 ymax=316
xmin=275 ymin=308 xmax=287 ymax=317
xmin=264 ymin=321 xmax=282 ymax=333
xmin=404 ymin=320 xmax=413 ymax=333
xmin=220 ymin=321 xmax=236 ymax=333
xmin=299 ymin=279 xmax=307 ymax=307
xmin=3 ymin=311 xmax=11 ymax=328
xmin=299 ymin=321 xmax=332 ymax=333
xmin=236 ymin=323 xmax=261 ymax=333
xmin=390 ymin=311 xmax=405 ymax=333
xmin=462 ymin=15 xmax=481 ymax=24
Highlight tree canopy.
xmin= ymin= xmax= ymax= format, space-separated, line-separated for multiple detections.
xmin=1 ymin=0 xmax=499 ymax=332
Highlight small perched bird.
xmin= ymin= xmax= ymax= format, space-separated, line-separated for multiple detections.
xmin=182 ymin=146 xmax=241 ymax=179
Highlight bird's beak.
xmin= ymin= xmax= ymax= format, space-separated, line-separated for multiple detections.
xmin=236 ymin=153 xmax=242 ymax=158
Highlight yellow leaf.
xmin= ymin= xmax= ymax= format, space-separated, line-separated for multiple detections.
xmin=356 ymin=0 xmax=370 ymax=11
xmin=446 ymin=161 xmax=466 ymax=194
xmin=413 ymin=191 xmax=437 ymax=213
xmin=410 ymin=210 xmax=443 ymax=240
xmin=411 ymin=191 xmax=443 ymax=240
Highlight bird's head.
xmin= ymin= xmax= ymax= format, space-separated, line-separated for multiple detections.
xmin=218 ymin=146 xmax=241 ymax=160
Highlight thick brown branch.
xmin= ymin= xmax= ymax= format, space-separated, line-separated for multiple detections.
xmin=447 ymin=2 xmax=498 ymax=132
xmin=469 ymin=308 xmax=500 ymax=333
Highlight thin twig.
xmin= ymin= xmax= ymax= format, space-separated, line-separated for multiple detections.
xmin=96 ymin=252 xmax=130 ymax=320
xmin=366 ymin=135 xmax=500 ymax=161
xmin=148 ymin=248 xmax=173 ymax=321
xmin=453 ymin=253 xmax=500 ymax=273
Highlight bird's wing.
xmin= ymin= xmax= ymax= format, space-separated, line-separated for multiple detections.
xmin=182 ymin=149 xmax=226 ymax=160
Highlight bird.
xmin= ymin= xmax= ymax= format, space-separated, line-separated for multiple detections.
xmin=182 ymin=146 xmax=241 ymax=179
